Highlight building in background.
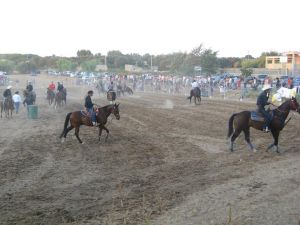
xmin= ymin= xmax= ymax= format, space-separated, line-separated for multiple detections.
xmin=266 ymin=51 xmax=300 ymax=76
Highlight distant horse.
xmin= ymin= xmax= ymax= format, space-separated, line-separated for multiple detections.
xmin=107 ymin=91 xmax=116 ymax=104
xmin=60 ymin=104 xmax=120 ymax=144
xmin=116 ymin=84 xmax=124 ymax=97
xmin=0 ymin=97 xmax=14 ymax=118
xmin=124 ymin=86 xmax=133 ymax=95
xmin=96 ymin=82 xmax=105 ymax=95
xmin=23 ymin=90 xmax=36 ymax=105
xmin=187 ymin=87 xmax=201 ymax=104
xmin=54 ymin=89 xmax=66 ymax=108
xmin=227 ymin=97 xmax=300 ymax=153
xmin=46 ymin=88 xmax=55 ymax=105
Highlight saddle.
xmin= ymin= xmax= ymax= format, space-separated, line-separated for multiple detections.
xmin=250 ymin=110 xmax=273 ymax=122
xmin=250 ymin=111 xmax=265 ymax=122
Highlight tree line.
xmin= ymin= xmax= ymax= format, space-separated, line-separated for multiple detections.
xmin=0 ymin=45 xmax=279 ymax=76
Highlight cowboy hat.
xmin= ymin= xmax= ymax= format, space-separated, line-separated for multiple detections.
xmin=7 ymin=85 xmax=12 ymax=89
xmin=262 ymin=84 xmax=272 ymax=91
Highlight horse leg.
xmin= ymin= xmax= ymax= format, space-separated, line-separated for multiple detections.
xmin=243 ymin=128 xmax=256 ymax=152
xmin=268 ymin=130 xmax=280 ymax=153
xmin=74 ymin=126 xmax=83 ymax=144
xmin=63 ymin=126 xmax=74 ymax=138
xmin=98 ymin=127 xmax=103 ymax=142
xmin=102 ymin=126 xmax=110 ymax=142
xmin=230 ymin=129 xmax=242 ymax=152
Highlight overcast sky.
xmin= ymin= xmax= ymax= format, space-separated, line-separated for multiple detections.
xmin=1 ymin=0 xmax=299 ymax=57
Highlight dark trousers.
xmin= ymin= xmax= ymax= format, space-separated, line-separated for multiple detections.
xmin=87 ymin=108 xmax=96 ymax=122
xmin=257 ymin=106 xmax=271 ymax=128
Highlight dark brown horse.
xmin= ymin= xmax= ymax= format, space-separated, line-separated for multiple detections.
xmin=116 ymin=84 xmax=124 ymax=97
xmin=227 ymin=97 xmax=300 ymax=153
xmin=60 ymin=104 xmax=120 ymax=144
xmin=187 ymin=87 xmax=201 ymax=105
xmin=46 ymin=88 xmax=55 ymax=105
xmin=0 ymin=97 xmax=14 ymax=118
xmin=124 ymin=86 xmax=133 ymax=95
xmin=54 ymin=89 xmax=66 ymax=108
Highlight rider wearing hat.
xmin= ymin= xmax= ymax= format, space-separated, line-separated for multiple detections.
xmin=3 ymin=85 xmax=12 ymax=98
xmin=191 ymin=79 xmax=200 ymax=96
xmin=85 ymin=90 xmax=97 ymax=126
xmin=257 ymin=84 xmax=272 ymax=132
xmin=26 ymin=82 xmax=33 ymax=92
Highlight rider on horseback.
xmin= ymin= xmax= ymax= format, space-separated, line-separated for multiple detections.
xmin=107 ymin=81 xmax=116 ymax=104
xmin=26 ymin=82 xmax=33 ymax=92
xmin=85 ymin=90 xmax=97 ymax=126
xmin=57 ymin=82 xmax=64 ymax=92
xmin=48 ymin=81 xmax=56 ymax=91
xmin=191 ymin=79 xmax=200 ymax=96
xmin=3 ymin=85 xmax=12 ymax=98
xmin=257 ymin=84 xmax=272 ymax=132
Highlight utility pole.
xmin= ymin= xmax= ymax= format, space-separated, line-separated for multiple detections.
xmin=150 ymin=55 xmax=153 ymax=72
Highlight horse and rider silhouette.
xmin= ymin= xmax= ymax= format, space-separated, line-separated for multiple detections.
xmin=60 ymin=103 xmax=120 ymax=144
xmin=187 ymin=87 xmax=201 ymax=105
xmin=227 ymin=97 xmax=300 ymax=153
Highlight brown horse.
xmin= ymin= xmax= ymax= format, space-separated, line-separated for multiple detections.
xmin=60 ymin=104 xmax=120 ymax=144
xmin=124 ymin=86 xmax=133 ymax=95
xmin=46 ymin=88 xmax=55 ymax=105
xmin=227 ymin=97 xmax=300 ymax=153
xmin=187 ymin=87 xmax=201 ymax=105
xmin=0 ymin=97 xmax=14 ymax=118
xmin=54 ymin=90 xmax=66 ymax=108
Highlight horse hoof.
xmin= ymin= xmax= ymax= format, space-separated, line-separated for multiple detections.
xmin=253 ymin=148 xmax=257 ymax=153
xmin=61 ymin=138 xmax=65 ymax=143
xmin=81 ymin=142 xmax=85 ymax=144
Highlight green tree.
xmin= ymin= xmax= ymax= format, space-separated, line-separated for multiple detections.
xmin=199 ymin=49 xmax=218 ymax=75
xmin=81 ymin=59 xmax=98 ymax=71
xmin=77 ymin=49 xmax=93 ymax=58
xmin=56 ymin=58 xmax=74 ymax=71
xmin=0 ymin=59 xmax=14 ymax=73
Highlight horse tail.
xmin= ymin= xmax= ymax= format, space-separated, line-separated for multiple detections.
xmin=60 ymin=112 xmax=72 ymax=138
xmin=227 ymin=113 xmax=237 ymax=139
xmin=187 ymin=90 xmax=192 ymax=100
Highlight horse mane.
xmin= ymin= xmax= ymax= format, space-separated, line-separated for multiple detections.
xmin=98 ymin=104 xmax=114 ymax=112
xmin=277 ymin=98 xmax=292 ymax=110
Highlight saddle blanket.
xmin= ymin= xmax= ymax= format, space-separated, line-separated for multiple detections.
xmin=250 ymin=111 xmax=265 ymax=122
xmin=81 ymin=110 xmax=91 ymax=117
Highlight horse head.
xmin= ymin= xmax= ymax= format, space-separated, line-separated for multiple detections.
xmin=112 ymin=103 xmax=120 ymax=120
xmin=290 ymin=97 xmax=300 ymax=113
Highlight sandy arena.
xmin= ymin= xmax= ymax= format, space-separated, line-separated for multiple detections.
xmin=0 ymin=75 xmax=299 ymax=225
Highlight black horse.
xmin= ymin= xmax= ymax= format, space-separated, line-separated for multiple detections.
xmin=227 ymin=97 xmax=300 ymax=153
xmin=0 ymin=97 xmax=14 ymax=118
xmin=187 ymin=87 xmax=201 ymax=104
xmin=46 ymin=88 xmax=55 ymax=105
xmin=60 ymin=104 xmax=120 ymax=144
xmin=54 ymin=88 xmax=67 ymax=108
xmin=124 ymin=86 xmax=133 ymax=95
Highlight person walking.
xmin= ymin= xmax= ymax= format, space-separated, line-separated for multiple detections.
xmin=12 ymin=91 xmax=22 ymax=114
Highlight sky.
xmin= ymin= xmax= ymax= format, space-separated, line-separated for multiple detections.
xmin=1 ymin=0 xmax=299 ymax=58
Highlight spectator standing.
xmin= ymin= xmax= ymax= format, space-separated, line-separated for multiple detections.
xmin=12 ymin=91 xmax=22 ymax=114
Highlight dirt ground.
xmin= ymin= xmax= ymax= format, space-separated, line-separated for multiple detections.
xmin=0 ymin=75 xmax=300 ymax=225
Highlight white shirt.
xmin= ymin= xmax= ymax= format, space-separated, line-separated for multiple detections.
xmin=12 ymin=94 xmax=21 ymax=103
xmin=191 ymin=81 xmax=198 ymax=88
